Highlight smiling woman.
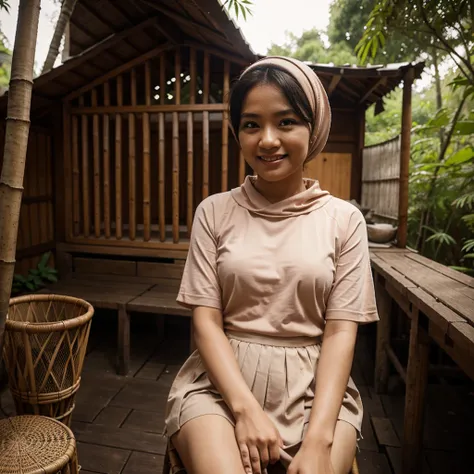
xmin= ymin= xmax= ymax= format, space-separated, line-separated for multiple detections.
xmin=164 ymin=56 xmax=378 ymax=474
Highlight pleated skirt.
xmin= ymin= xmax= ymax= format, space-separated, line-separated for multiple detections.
xmin=164 ymin=331 xmax=363 ymax=466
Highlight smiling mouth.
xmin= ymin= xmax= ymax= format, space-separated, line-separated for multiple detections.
xmin=258 ymin=154 xmax=287 ymax=162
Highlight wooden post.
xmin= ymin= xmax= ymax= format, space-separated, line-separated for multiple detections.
xmin=80 ymin=95 xmax=90 ymax=237
xmin=91 ymin=89 xmax=101 ymax=238
xmin=187 ymin=48 xmax=196 ymax=237
xmin=117 ymin=303 xmax=130 ymax=376
xmin=202 ymin=52 xmax=210 ymax=199
xmin=158 ymin=54 xmax=166 ymax=242
xmin=71 ymin=113 xmax=80 ymax=236
xmin=172 ymin=50 xmax=181 ymax=243
xmin=129 ymin=68 xmax=137 ymax=241
xmin=374 ymin=277 xmax=392 ymax=393
xmin=239 ymin=149 xmax=245 ymax=184
xmin=103 ymin=82 xmax=111 ymax=238
xmin=397 ymin=68 xmax=414 ymax=248
xmin=143 ymin=61 xmax=151 ymax=241
xmin=402 ymin=309 xmax=430 ymax=474
xmin=115 ymin=75 xmax=123 ymax=239
xmin=221 ymin=60 xmax=230 ymax=192
xmin=62 ymin=102 xmax=73 ymax=241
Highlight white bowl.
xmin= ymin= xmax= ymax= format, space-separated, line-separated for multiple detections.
xmin=366 ymin=223 xmax=398 ymax=243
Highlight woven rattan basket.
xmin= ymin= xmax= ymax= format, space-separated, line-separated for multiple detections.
xmin=0 ymin=415 xmax=78 ymax=474
xmin=3 ymin=294 xmax=94 ymax=427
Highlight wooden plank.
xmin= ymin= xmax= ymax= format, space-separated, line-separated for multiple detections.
xmin=103 ymin=82 xmax=111 ymax=238
xmin=80 ymin=96 xmax=90 ymax=237
xmin=202 ymin=51 xmax=210 ymax=199
xmin=371 ymin=417 xmax=400 ymax=447
xmin=187 ymin=48 xmax=196 ymax=237
xmin=71 ymin=115 xmax=80 ymax=235
xmin=72 ymin=421 xmax=166 ymax=455
xmin=172 ymin=111 xmax=180 ymax=244
xmin=94 ymin=406 xmax=131 ymax=428
xmin=406 ymin=252 xmax=474 ymax=289
xmin=126 ymin=294 xmax=190 ymax=317
xmin=121 ymin=409 xmax=165 ymax=433
xmin=356 ymin=451 xmax=392 ymax=474
xmin=92 ymin=89 xmax=101 ymax=238
xmin=115 ymin=75 xmax=123 ymax=240
xmin=374 ymin=280 xmax=392 ymax=393
xmin=239 ymin=150 xmax=246 ymax=184
xmin=143 ymin=61 xmax=151 ymax=242
xmin=74 ymin=257 xmax=137 ymax=276
xmin=62 ymin=103 xmax=73 ymax=241
xmin=380 ymin=251 xmax=474 ymax=325
xmin=158 ymin=53 xmax=166 ymax=243
xmin=221 ymin=60 xmax=230 ymax=192
xmin=76 ymin=442 xmax=130 ymax=474
xmin=71 ymin=104 xmax=227 ymax=114
xmin=123 ymin=452 xmax=164 ymax=474
xmin=68 ymin=236 xmax=189 ymax=251
xmin=57 ymin=242 xmax=188 ymax=260
xmin=137 ymin=261 xmax=184 ymax=279
xmin=129 ymin=68 xmax=137 ymax=241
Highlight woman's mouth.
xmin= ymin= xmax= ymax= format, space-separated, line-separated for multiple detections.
xmin=258 ymin=154 xmax=287 ymax=163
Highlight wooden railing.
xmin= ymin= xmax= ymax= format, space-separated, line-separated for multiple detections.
xmin=63 ymin=45 xmax=246 ymax=249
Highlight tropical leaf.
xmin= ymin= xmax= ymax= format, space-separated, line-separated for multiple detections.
xmin=454 ymin=121 xmax=474 ymax=135
xmin=444 ymin=147 xmax=474 ymax=166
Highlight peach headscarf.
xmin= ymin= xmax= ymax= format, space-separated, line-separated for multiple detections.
xmin=237 ymin=56 xmax=331 ymax=163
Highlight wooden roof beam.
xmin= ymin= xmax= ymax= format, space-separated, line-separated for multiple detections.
xmin=154 ymin=20 xmax=183 ymax=44
xmin=138 ymin=0 xmax=232 ymax=45
xmin=65 ymin=43 xmax=174 ymax=101
xmin=37 ymin=16 xmax=160 ymax=86
xmin=327 ymin=75 xmax=341 ymax=97
xmin=359 ymin=77 xmax=387 ymax=104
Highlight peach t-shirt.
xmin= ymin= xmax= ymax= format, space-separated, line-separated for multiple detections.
xmin=177 ymin=176 xmax=379 ymax=337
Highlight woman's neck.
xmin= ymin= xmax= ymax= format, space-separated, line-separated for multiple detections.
xmin=253 ymin=171 xmax=306 ymax=203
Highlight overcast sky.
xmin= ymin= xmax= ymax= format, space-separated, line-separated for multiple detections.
xmin=0 ymin=0 xmax=332 ymax=68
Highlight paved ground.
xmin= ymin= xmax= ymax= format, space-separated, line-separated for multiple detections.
xmin=1 ymin=312 xmax=473 ymax=473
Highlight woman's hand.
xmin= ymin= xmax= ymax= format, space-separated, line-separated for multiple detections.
xmin=234 ymin=405 xmax=283 ymax=474
xmin=287 ymin=443 xmax=335 ymax=474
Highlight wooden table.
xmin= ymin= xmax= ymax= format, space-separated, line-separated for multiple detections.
xmin=370 ymin=248 xmax=474 ymax=474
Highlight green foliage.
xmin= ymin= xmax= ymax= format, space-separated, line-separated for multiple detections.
xmin=0 ymin=1 xmax=9 ymax=12
xmin=267 ymin=28 xmax=358 ymax=66
xmin=222 ymin=0 xmax=253 ymax=20
xmin=11 ymin=252 xmax=58 ymax=296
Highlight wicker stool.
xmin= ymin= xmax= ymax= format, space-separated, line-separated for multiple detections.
xmin=0 ymin=415 xmax=78 ymax=474
xmin=162 ymin=439 xmax=359 ymax=473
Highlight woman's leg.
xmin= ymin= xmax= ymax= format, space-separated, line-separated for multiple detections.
xmin=172 ymin=414 xmax=247 ymax=474
xmin=330 ymin=420 xmax=358 ymax=474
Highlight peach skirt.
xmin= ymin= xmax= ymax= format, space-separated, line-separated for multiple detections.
xmin=164 ymin=331 xmax=362 ymax=467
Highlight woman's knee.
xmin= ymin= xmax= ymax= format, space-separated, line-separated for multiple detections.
xmin=172 ymin=415 xmax=246 ymax=474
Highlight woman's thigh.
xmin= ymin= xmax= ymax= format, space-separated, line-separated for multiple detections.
xmin=172 ymin=414 xmax=247 ymax=474
xmin=330 ymin=420 xmax=358 ymax=474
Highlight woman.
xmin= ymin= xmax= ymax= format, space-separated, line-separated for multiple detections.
xmin=164 ymin=56 xmax=379 ymax=474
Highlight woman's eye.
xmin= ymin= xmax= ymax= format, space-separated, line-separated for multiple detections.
xmin=280 ymin=118 xmax=297 ymax=127
xmin=241 ymin=121 xmax=258 ymax=129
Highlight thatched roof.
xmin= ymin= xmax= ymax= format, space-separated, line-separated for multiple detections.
xmin=0 ymin=0 xmax=424 ymax=119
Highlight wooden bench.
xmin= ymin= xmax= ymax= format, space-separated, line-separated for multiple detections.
xmin=370 ymin=247 xmax=474 ymax=474
xmin=41 ymin=247 xmax=191 ymax=375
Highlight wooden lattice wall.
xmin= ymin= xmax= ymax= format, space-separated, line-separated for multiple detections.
xmin=62 ymin=45 xmax=245 ymax=248
xmin=0 ymin=126 xmax=55 ymax=274
xmin=361 ymin=135 xmax=400 ymax=222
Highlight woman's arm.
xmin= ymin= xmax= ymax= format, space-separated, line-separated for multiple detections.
xmin=303 ymin=319 xmax=358 ymax=447
xmin=192 ymin=306 xmax=258 ymax=415
xmin=193 ymin=306 xmax=282 ymax=473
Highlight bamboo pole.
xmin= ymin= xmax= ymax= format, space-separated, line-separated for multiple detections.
xmin=221 ymin=60 xmax=230 ymax=192
xmin=71 ymin=114 xmax=80 ymax=235
xmin=202 ymin=51 xmax=210 ymax=199
xmin=187 ymin=48 xmax=196 ymax=236
xmin=397 ymin=69 xmax=414 ymax=248
xmin=92 ymin=89 xmax=101 ymax=237
xmin=143 ymin=61 xmax=151 ymax=241
xmin=103 ymin=82 xmax=111 ymax=238
xmin=80 ymin=95 xmax=90 ymax=237
xmin=239 ymin=149 xmax=245 ymax=184
xmin=172 ymin=49 xmax=181 ymax=243
xmin=158 ymin=54 xmax=166 ymax=242
xmin=115 ymin=75 xmax=123 ymax=239
xmin=129 ymin=68 xmax=137 ymax=241
xmin=0 ymin=0 xmax=41 ymax=356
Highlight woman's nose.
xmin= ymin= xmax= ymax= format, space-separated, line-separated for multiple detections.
xmin=259 ymin=126 xmax=280 ymax=149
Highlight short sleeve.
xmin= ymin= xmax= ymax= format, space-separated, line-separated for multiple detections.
xmin=325 ymin=211 xmax=379 ymax=324
xmin=176 ymin=200 xmax=222 ymax=310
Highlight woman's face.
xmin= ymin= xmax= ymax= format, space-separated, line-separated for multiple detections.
xmin=238 ymin=84 xmax=310 ymax=184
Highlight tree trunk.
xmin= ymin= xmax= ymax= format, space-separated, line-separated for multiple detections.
xmin=0 ymin=0 xmax=41 ymax=355
xmin=432 ymin=49 xmax=444 ymax=147
xmin=41 ymin=0 xmax=77 ymax=74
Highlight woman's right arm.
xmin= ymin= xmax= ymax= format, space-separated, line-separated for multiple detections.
xmin=193 ymin=305 xmax=282 ymax=474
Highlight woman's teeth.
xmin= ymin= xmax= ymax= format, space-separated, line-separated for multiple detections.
xmin=259 ymin=155 xmax=285 ymax=162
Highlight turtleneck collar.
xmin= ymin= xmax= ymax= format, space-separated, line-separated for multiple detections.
xmin=231 ymin=175 xmax=332 ymax=218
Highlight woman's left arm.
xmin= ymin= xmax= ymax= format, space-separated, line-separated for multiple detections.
xmin=303 ymin=318 xmax=358 ymax=448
